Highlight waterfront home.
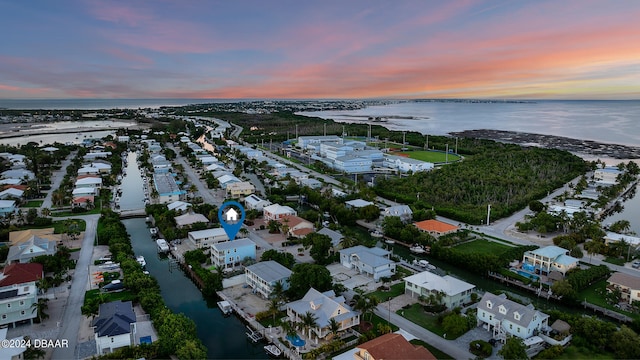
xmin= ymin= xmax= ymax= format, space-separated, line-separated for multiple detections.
xmin=339 ymin=245 xmax=396 ymax=282
xmin=153 ymin=172 xmax=185 ymax=204
xmin=279 ymin=215 xmax=314 ymax=238
xmin=607 ymin=272 xmax=640 ymax=303
xmin=286 ymin=288 xmax=360 ymax=344
xmin=187 ymin=228 xmax=229 ymax=248
xmin=594 ymin=166 xmax=622 ymax=185
xmin=355 ymin=333 xmax=436 ymax=360
xmin=317 ymin=227 xmax=344 ymax=247
xmin=210 ymin=238 xmax=256 ymax=270
xmin=74 ymin=176 xmax=102 ymax=189
xmin=226 ymin=181 xmax=255 ymax=197
xmin=604 ymin=232 xmax=640 ymax=247
xmin=72 ymin=195 xmax=95 ymax=208
xmin=403 ymin=271 xmax=475 ymax=310
xmin=414 ymin=219 xmax=459 ymax=237
xmin=167 ymin=200 xmax=192 ymax=213
xmin=383 ymin=154 xmax=434 ymax=173
xmin=175 ymin=212 xmax=209 ymax=229
xmin=297 ymin=177 xmax=322 ymax=189
xmin=0 ymin=263 xmax=42 ymax=327
xmin=381 ymin=205 xmax=413 ymax=223
xmin=72 ymin=187 xmax=99 ymax=197
xmin=345 ymin=199 xmax=374 ymax=209
xmin=83 ymin=151 xmax=112 ymax=160
xmin=263 ymin=204 xmax=297 ymax=221
xmin=522 ymin=246 xmax=578 ymax=276
xmin=6 ymin=236 xmax=57 ymax=264
xmin=245 ymin=260 xmax=292 ymax=299
xmin=244 ymin=194 xmax=271 ymax=211
xmin=93 ymin=300 xmax=136 ymax=355
xmin=1 ymin=169 xmax=34 ymax=181
xmin=477 ymin=292 xmax=550 ymax=343
xmin=0 ymin=188 xmax=24 ymax=200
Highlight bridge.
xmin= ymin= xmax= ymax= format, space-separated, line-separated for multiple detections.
xmin=118 ymin=208 xmax=147 ymax=219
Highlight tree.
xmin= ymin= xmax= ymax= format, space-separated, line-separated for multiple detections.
xmin=498 ymin=337 xmax=528 ymax=360
xmin=301 ymin=311 xmax=319 ymax=342
xmin=328 ymin=318 xmax=341 ymax=338
xmin=288 ymin=263 xmax=332 ymax=299
xmin=353 ymin=292 xmax=379 ymax=322
xmin=551 ymin=279 xmax=576 ymax=301
xmin=308 ymin=233 xmax=333 ymax=265
xmin=610 ymin=325 xmax=640 ymax=359
xmin=609 ymin=220 xmax=632 ymax=234
xmin=176 ymin=339 xmax=208 ymax=359
xmin=31 ymin=298 xmax=49 ymax=323
xmin=442 ymin=312 xmax=469 ymax=338
xmin=528 ymin=200 xmax=545 ymax=213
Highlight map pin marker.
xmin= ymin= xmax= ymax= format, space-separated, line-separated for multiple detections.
xmin=218 ymin=201 xmax=246 ymax=241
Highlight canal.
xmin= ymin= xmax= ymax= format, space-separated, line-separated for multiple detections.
xmin=119 ymin=152 xmax=268 ymax=359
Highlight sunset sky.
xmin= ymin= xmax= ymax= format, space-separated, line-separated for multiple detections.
xmin=1 ymin=0 xmax=639 ymax=100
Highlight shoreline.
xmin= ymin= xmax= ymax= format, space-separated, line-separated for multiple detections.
xmin=450 ymin=129 xmax=640 ymax=159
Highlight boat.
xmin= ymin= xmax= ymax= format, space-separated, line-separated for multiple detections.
xmin=217 ymin=300 xmax=233 ymax=316
xmin=150 ymin=227 xmax=158 ymax=237
xmin=136 ymin=255 xmax=146 ymax=267
xmin=264 ymin=344 xmax=282 ymax=358
xmin=384 ymin=238 xmax=395 ymax=244
xmin=156 ymin=239 xmax=170 ymax=254
xmin=409 ymin=244 xmax=427 ymax=254
xmin=370 ymin=230 xmax=384 ymax=238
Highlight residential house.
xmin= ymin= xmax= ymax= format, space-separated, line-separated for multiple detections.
xmin=0 ymin=263 xmax=43 ymax=327
xmin=210 ymin=238 xmax=256 ymax=269
xmin=317 ymin=227 xmax=344 ymax=247
xmin=72 ymin=187 xmax=98 ymax=197
xmin=414 ymin=219 xmax=459 ymax=237
xmin=280 ymin=215 xmax=314 ymax=238
xmin=245 ymin=261 xmax=292 ymax=299
xmin=354 ymin=333 xmax=436 ymax=360
xmin=345 ymin=199 xmax=374 ymax=209
xmin=298 ymin=177 xmax=323 ymax=189
xmin=75 ymin=176 xmax=102 ymax=189
xmin=83 ymin=152 xmax=112 ymax=160
xmin=6 ymin=236 xmax=57 ymax=264
xmin=8 ymin=228 xmax=59 ymax=246
xmin=92 ymin=300 xmax=136 ymax=354
xmin=167 ymin=200 xmax=192 ymax=213
xmin=1 ymin=169 xmax=34 ymax=181
xmin=226 ymin=181 xmax=255 ymax=198
xmin=73 ymin=195 xmax=95 ymax=208
xmin=286 ymin=288 xmax=360 ymax=344
xmin=522 ymin=246 xmax=578 ymax=276
xmin=0 ymin=188 xmax=24 ymax=201
xmin=175 ymin=213 xmax=209 ymax=229
xmin=604 ymin=232 xmax=640 ymax=247
xmin=244 ymin=194 xmax=271 ymax=211
xmin=607 ymin=272 xmax=640 ymax=304
xmin=381 ymin=205 xmax=413 ymax=223
xmin=187 ymin=228 xmax=229 ymax=248
xmin=339 ymin=245 xmax=396 ymax=282
xmin=217 ymin=174 xmax=241 ymax=189
xmin=403 ymin=271 xmax=475 ymax=309
xmin=594 ymin=167 xmax=622 ymax=185
xmin=477 ymin=292 xmax=550 ymax=342
xmin=263 ymin=204 xmax=297 ymax=221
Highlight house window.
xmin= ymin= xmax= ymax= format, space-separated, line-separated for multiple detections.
xmin=7 ymin=303 xmax=10 ymax=308
xmin=1 ymin=315 xmax=6 ymax=320
xmin=514 ymin=313 xmax=521 ymax=321
xmin=111 ymin=338 xmax=114 ymax=342
xmin=510 ymin=324 xmax=513 ymax=330
xmin=20 ymin=310 xmax=25 ymax=315
xmin=499 ymin=305 xmax=507 ymax=315
xmin=19 ymin=300 xmax=24 ymax=306
xmin=517 ymin=328 xmax=520 ymax=333
xmin=482 ymin=311 xmax=485 ymax=317
xmin=486 ymin=301 xmax=492 ymax=309
xmin=489 ymin=315 xmax=492 ymax=321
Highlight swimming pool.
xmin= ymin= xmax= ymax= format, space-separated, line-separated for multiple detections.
xmin=516 ymin=270 xmax=539 ymax=281
xmin=287 ymin=334 xmax=306 ymax=347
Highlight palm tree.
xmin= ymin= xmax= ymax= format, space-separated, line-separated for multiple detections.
xmin=301 ymin=311 xmax=318 ymax=343
xmin=239 ymin=227 xmax=249 ymax=238
xmin=268 ymin=298 xmax=280 ymax=324
xmin=31 ymin=298 xmax=49 ymax=323
xmin=328 ymin=318 xmax=341 ymax=339
xmin=40 ymin=207 xmax=51 ymax=217
xmin=271 ymin=280 xmax=286 ymax=304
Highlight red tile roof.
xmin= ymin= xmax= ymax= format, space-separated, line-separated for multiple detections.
xmin=414 ymin=219 xmax=459 ymax=234
xmin=358 ymin=333 xmax=436 ymax=360
xmin=0 ymin=263 xmax=43 ymax=286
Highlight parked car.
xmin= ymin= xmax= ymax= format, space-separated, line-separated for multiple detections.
xmin=632 ymin=260 xmax=640 ymax=269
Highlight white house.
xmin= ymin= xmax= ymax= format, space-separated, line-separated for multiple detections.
xmin=75 ymin=177 xmax=102 ymax=189
xmin=245 ymin=261 xmax=292 ymax=299
xmin=0 ymin=188 xmax=24 ymax=200
xmin=286 ymin=288 xmax=360 ymax=344
xmin=175 ymin=213 xmax=209 ymax=228
xmin=345 ymin=199 xmax=374 ymax=209
xmin=477 ymin=292 xmax=550 ymax=343
xmin=594 ymin=166 xmax=622 ymax=185
xmin=187 ymin=228 xmax=229 ymax=248
xmin=0 ymin=263 xmax=42 ymax=328
xmin=604 ymin=232 xmax=640 ymax=247
xmin=153 ymin=172 xmax=185 ymax=204
xmin=381 ymin=205 xmax=413 ymax=223
xmin=93 ymin=300 xmax=137 ymax=355
xmin=263 ymin=204 xmax=297 ymax=221
xmin=244 ymin=194 xmax=272 ymax=211
xmin=217 ymin=174 xmax=241 ymax=189
xmin=167 ymin=200 xmax=192 ymax=213
xmin=339 ymin=245 xmax=396 ymax=282
xmin=404 ymin=271 xmax=475 ymax=309
xmin=607 ymin=272 xmax=640 ymax=304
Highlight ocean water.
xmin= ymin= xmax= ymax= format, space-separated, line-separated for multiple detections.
xmin=0 ymin=98 xmax=231 ymax=110
xmin=298 ymin=100 xmax=640 ymax=147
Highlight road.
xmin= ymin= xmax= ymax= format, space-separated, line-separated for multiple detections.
xmin=52 ymin=214 xmax=100 ymax=360
xmin=40 ymin=153 xmax=74 ymax=210
xmin=169 ymin=144 xmax=222 ymax=206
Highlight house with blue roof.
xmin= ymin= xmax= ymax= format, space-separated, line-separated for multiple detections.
xmin=339 ymin=245 xmax=396 ymax=282
xmin=92 ymin=300 xmax=136 ymax=354
xmin=286 ymin=288 xmax=360 ymax=345
xmin=522 ymin=246 xmax=578 ymax=276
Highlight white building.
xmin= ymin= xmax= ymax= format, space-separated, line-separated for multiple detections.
xmin=604 ymin=232 xmax=640 ymax=247
xmin=244 ymin=194 xmax=272 ymax=211
xmin=404 ymin=271 xmax=475 ymax=309
xmin=383 ymin=155 xmax=434 ymax=173
xmin=245 ymin=261 xmax=292 ymax=299
xmin=339 ymin=246 xmax=396 ymax=282
xmin=187 ymin=228 xmax=229 ymax=248
xmin=93 ymin=301 xmax=137 ymax=355
xmin=522 ymin=246 xmax=579 ymax=276
xmin=381 ymin=205 xmax=413 ymax=223
xmin=263 ymin=204 xmax=297 ymax=221
xmin=477 ymin=292 xmax=550 ymax=342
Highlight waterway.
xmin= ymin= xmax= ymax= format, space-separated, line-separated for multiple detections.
xmin=119 ymin=151 xmax=267 ymax=359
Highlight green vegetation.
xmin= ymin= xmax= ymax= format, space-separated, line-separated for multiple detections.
xmin=366 ymin=282 xmax=405 ymax=303
xmin=398 ymin=304 xmax=470 ymax=339
xmin=452 ymin=239 xmax=510 ymax=255
xmin=23 ymin=200 xmax=43 ymax=208
xmin=431 ymin=242 xmax=538 ymax=276
xmin=82 ymin=289 xmax=136 ymax=315
xmin=410 ymin=339 xmax=455 ymax=360
xmin=183 ymin=249 xmax=223 ymax=299
xmin=397 ymin=150 xmax=461 ymax=163
xmin=376 ymin=145 xmax=586 ymax=224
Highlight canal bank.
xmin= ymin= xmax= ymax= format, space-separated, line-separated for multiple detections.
xmin=119 ymin=151 xmax=267 ymax=359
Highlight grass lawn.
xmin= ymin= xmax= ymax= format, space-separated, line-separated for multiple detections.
xmin=398 ymin=303 xmax=455 ymax=338
xmin=396 ymin=150 xmax=461 ymax=163
xmin=410 ymin=339 xmax=455 ymax=360
xmin=367 ymin=282 xmax=405 ymax=303
xmin=552 ymin=344 xmax=614 ymax=359
xmin=52 ymin=207 xmax=102 ymax=217
xmin=23 ymin=200 xmax=43 ymax=208
xmin=579 ymin=279 xmax=640 ymax=321
xmin=52 ymin=219 xmax=87 ymax=233
xmin=603 ymin=256 xmax=625 ymax=266
xmin=367 ymin=313 xmax=399 ymax=332
xmin=83 ymin=289 xmax=136 ymax=304
xmin=453 ymin=239 xmax=510 ymax=255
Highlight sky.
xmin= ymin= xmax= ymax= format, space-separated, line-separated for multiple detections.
xmin=1 ymin=0 xmax=639 ymax=100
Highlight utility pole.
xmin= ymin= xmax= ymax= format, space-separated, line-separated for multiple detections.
xmin=324 ymin=123 xmax=327 ymax=137
xmin=487 ymin=204 xmax=491 ymax=226
xmin=455 ymin=137 xmax=458 ymax=154
xmin=295 ymin=124 xmax=298 ymax=139
xmin=368 ymin=123 xmax=372 ymax=143
xmin=445 ymin=144 xmax=449 ymax=163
